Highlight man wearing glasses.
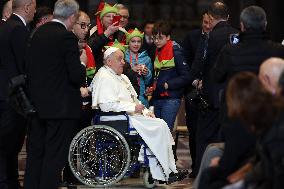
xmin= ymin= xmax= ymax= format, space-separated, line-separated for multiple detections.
xmin=72 ymin=10 xmax=95 ymax=129
xmin=117 ymin=4 xmax=129 ymax=29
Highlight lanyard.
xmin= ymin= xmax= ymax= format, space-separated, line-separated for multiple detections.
xmin=129 ymin=52 xmax=141 ymax=86
xmin=129 ymin=52 xmax=139 ymax=67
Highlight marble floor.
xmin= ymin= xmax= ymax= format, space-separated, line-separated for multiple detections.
xmin=19 ymin=134 xmax=193 ymax=189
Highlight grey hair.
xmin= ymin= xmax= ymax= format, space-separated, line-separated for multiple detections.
xmin=116 ymin=4 xmax=128 ymax=11
xmin=53 ymin=0 xmax=79 ymax=20
xmin=240 ymin=6 xmax=267 ymax=31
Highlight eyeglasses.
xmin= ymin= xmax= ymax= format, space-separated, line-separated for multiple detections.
xmin=152 ymin=35 xmax=166 ymax=41
xmin=76 ymin=22 xmax=92 ymax=29
xmin=119 ymin=14 xmax=129 ymax=19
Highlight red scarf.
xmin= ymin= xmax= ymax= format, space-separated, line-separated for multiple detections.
xmin=96 ymin=1 xmax=105 ymax=35
xmin=155 ymin=40 xmax=174 ymax=63
xmin=85 ymin=45 xmax=95 ymax=68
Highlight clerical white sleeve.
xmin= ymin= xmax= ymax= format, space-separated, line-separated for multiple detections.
xmin=99 ymin=101 xmax=136 ymax=113
xmin=91 ymin=67 xmax=138 ymax=113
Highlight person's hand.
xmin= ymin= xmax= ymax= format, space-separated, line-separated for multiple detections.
xmin=132 ymin=64 xmax=143 ymax=74
xmin=104 ymin=23 xmax=120 ymax=38
xmin=227 ymin=163 xmax=253 ymax=183
xmin=197 ymin=80 xmax=203 ymax=90
xmin=80 ymin=49 xmax=87 ymax=66
xmin=192 ymin=79 xmax=200 ymax=88
xmin=146 ymin=112 xmax=155 ymax=118
xmin=80 ymin=87 xmax=89 ymax=97
xmin=210 ymin=157 xmax=220 ymax=167
xmin=145 ymin=87 xmax=154 ymax=96
xmin=78 ymin=40 xmax=86 ymax=50
xmin=135 ymin=104 xmax=145 ymax=113
xmin=164 ymin=82 xmax=169 ymax=90
xmin=141 ymin=65 xmax=148 ymax=75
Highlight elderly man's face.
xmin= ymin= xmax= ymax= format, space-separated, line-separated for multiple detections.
xmin=118 ymin=8 xmax=129 ymax=28
xmin=73 ymin=14 xmax=91 ymax=40
xmin=24 ymin=0 xmax=37 ymax=23
xmin=107 ymin=50 xmax=125 ymax=75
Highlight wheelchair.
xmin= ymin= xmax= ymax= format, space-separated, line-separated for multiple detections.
xmin=68 ymin=111 xmax=163 ymax=188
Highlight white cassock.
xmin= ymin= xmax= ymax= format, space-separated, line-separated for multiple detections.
xmin=90 ymin=66 xmax=178 ymax=181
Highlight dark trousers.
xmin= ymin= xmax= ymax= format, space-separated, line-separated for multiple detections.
xmin=0 ymin=102 xmax=26 ymax=189
xmin=23 ymin=117 xmax=78 ymax=189
xmin=195 ymin=108 xmax=220 ymax=174
xmin=198 ymin=166 xmax=228 ymax=189
xmin=185 ymin=99 xmax=198 ymax=175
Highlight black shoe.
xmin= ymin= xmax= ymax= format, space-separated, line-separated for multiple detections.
xmin=168 ymin=170 xmax=188 ymax=184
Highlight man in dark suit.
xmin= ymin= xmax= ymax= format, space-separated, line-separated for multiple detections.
xmin=24 ymin=0 xmax=86 ymax=188
xmin=141 ymin=20 xmax=156 ymax=63
xmin=189 ymin=1 xmax=239 ymax=173
xmin=0 ymin=0 xmax=36 ymax=188
xmin=182 ymin=10 xmax=212 ymax=177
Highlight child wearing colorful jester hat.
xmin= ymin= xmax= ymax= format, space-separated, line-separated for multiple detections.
xmin=125 ymin=28 xmax=153 ymax=107
xmin=151 ymin=21 xmax=190 ymax=131
xmin=88 ymin=1 xmax=127 ymax=71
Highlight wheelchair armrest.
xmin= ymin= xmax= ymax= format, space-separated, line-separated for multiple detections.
xmin=95 ymin=110 xmax=127 ymax=116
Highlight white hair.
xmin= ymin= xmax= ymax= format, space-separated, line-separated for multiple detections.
xmin=53 ymin=0 xmax=79 ymax=20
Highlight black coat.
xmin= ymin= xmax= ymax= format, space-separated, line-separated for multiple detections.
xmin=190 ymin=21 xmax=238 ymax=108
xmin=152 ymin=42 xmax=190 ymax=99
xmin=211 ymin=31 xmax=284 ymax=128
xmin=212 ymin=31 xmax=284 ymax=83
xmin=0 ymin=14 xmax=30 ymax=102
xmin=182 ymin=29 xmax=202 ymax=67
xmin=182 ymin=29 xmax=206 ymax=95
xmin=27 ymin=22 xmax=85 ymax=119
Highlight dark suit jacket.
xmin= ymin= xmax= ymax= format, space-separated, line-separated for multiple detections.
xmin=0 ymin=14 xmax=30 ymax=102
xmin=191 ymin=21 xmax=238 ymax=107
xmin=182 ymin=29 xmax=202 ymax=67
xmin=27 ymin=21 xmax=86 ymax=119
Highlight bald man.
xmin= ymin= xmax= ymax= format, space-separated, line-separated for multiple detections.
xmin=0 ymin=0 xmax=36 ymax=188
xmin=259 ymin=57 xmax=284 ymax=95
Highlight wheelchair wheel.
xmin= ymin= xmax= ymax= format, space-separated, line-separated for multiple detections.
xmin=68 ymin=125 xmax=131 ymax=187
xmin=143 ymin=169 xmax=157 ymax=188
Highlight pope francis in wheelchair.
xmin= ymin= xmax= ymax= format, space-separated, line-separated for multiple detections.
xmin=68 ymin=47 xmax=188 ymax=188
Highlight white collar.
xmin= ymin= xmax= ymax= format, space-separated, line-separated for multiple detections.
xmin=52 ymin=19 xmax=67 ymax=29
xmin=104 ymin=65 xmax=119 ymax=76
xmin=13 ymin=13 xmax=26 ymax=26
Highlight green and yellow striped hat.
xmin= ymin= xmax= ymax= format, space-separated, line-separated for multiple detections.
xmin=126 ymin=28 xmax=144 ymax=44
xmin=96 ymin=3 xmax=118 ymax=19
